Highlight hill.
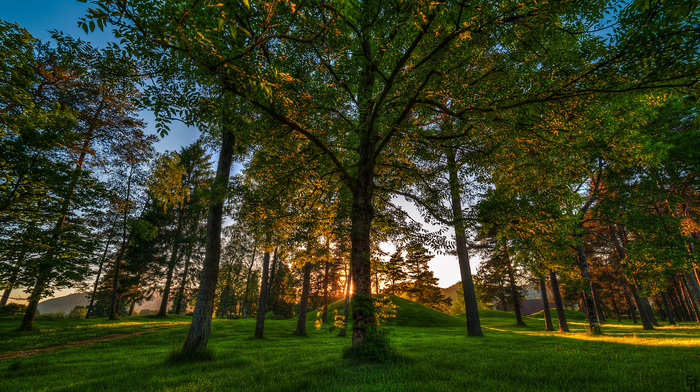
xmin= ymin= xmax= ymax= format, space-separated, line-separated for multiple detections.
xmin=323 ymin=295 xmax=464 ymax=328
xmin=37 ymin=293 xmax=172 ymax=315
xmin=440 ymin=282 xmax=460 ymax=302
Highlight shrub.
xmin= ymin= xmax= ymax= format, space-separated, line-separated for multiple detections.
xmin=0 ymin=303 xmax=27 ymax=316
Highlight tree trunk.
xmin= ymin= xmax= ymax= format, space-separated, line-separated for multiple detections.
xmin=653 ymin=295 xmax=666 ymax=322
xmin=86 ymin=232 xmax=114 ymax=318
xmin=295 ymin=262 xmax=312 ymax=336
xmin=266 ymin=248 xmax=279 ymax=314
xmin=661 ymin=292 xmax=675 ymax=325
xmin=504 ymin=247 xmax=525 ymax=326
xmin=680 ymin=276 xmax=700 ymax=322
xmin=157 ymin=211 xmax=185 ymax=318
xmin=157 ymin=257 xmax=177 ymax=318
xmin=628 ymin=282 xmax=654 ymax=329
xmin=575 ymin=243 xmax=599 ymax=333
xmin=608 ymin=281 xmax=621 ymax=322
xmin=590 ymin=281 xmax=606 ymax=324
xmin=241 ymin=243 xmax=257 ymax=318
xmin=321 ymin=260 xmax=330 ymax=322
xmin=108 ymin=239 xmax=129 ymax=320
xmin=0 ymin=251 xmax=25 ymax=307
xmin=548 ymin=270 xmax=569 ymax=332
xmin=181 ymin=127 xmax=234 ymax=356
xmin=174 ymin=246 xmax=193 ymax=315
xmin=349 ymin=173 xmax=376 ymax=348
xmin=254 ymin=250 xmax=271 ymax=339
xmin=339 ymin=272 xmax=352 ymax=337
xmin=622 ymin=281 xmax=637 ymax=323
xmin=128 ymin=300 xmax=136 ymax=317
xmin=684 ymin=271 xmax=700 ymax=315
xmin=108 ymin=164 xmax=136 ymax=320
xmin=446 ymin=147 xmax=482 ymax=337
xmin=539 ymin=278 xmax=553 ymax=331
xmin=19 ymin=131 xmax=96 ymax=330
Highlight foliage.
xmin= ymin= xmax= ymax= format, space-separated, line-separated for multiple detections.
xmin=0 ymin=303 xmax=27 ymax=316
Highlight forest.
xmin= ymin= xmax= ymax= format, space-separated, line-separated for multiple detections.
xmin=1 ymin=0 xmax=700 ymax=388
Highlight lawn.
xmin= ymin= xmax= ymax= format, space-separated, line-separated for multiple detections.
xmin=1 ymin=300 xmax=698 ymax=392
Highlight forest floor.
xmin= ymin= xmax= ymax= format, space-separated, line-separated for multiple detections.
xmin=0 ymin=303 xmax=698 ymax=392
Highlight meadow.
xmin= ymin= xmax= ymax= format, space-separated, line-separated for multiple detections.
xmin=1 ymin=298 xmax=698 ymax=392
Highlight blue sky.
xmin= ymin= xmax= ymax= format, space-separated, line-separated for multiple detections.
xmin=0 ymin=0 xmax=200 ymax=153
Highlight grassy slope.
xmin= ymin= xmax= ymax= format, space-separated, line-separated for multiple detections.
xmin=0 ymin=300 xmax=698 ymax=392
xmin=323 ymin=295 xmax=464 ymax=328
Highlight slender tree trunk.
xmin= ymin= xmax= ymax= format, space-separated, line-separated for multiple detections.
xmin=608 ymin=281 xmax=621 ymax=322
xmin=266 ymin=248 xmax=278 ymax=314
xmin=1 ymin=251 xmax=25 ymax=307
xmin=86 ymin=232 xmax=114 ymax=318
xmin=622 ymin=282 xmax=637 ymax=323
xmin=661 ymin=292 xmax=675 ymax=325
xmin=174 ymin=246 xmax=193 ymax=315
xmin=539 ymin=278 xmax=553 ymax=331
xmin=295 ymin=262 xmax=312 ymax=336
xmin=685 ymin=271 xmax=700 ymax=314
xmin=653 ymin=295 xmax=666 ymax=322
xmin=157 ymin=211 xmax=185 ymax=318
xmin=590 ymin=281 xmax=606 ymax=324
xmin=108 ymin=164 xmax=136 ymax=320
xmin=128 ymin=300 xmax=136 ymax=317
xmin=339 ymin=272 xmax=352 ymax=337
xmin=628 ymin=282 xmax=654 ymax=329
xmin=503 ymin=247 xmax=525 ymax=326
xmin=181 ymin=127 xmax=234 ymax=355
xmin=446 ymin=148 xmax=482 ymax=336
xmin=549 ymin=270 xmax=569 ymax=332
xmin=254 ymin=250 xmax=271 ymax=339
xmin=321 ymin=260 xmax=330 ymax=322
xmin=157 ymin=259 xmax=177 ymax=318
xmin=575 ymin=244 xmax=599 ymax=333
xmin=241 ymin=243 xmax=257 ymax=318
xmin=680 ymin=276 xmax=700 ymax=322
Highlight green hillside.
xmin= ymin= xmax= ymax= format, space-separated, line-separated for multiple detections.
xmin=322 ymin=295 xmax=464 ymax=328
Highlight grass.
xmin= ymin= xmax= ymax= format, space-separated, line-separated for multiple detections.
xmin=0 ymin=300 xmax=699 ymax=392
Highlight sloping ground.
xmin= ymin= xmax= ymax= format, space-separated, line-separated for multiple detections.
xmin=528 ymin=308 xmax=588 ymax=321
xmin=322 ymin=295 xmax=464 ymax=328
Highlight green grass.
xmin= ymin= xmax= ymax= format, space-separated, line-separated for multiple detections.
xmin=324 ymin=295 xmax=464 ymax=328
xmin=1 ymin=300 xmax=699 ymax=392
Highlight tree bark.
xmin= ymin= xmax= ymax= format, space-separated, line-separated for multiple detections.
xmin=1 ymin=250 xmax=25 ymax=307
xmin=349 ymin=167 xmax=376 ymax=348
xmin=295 ymin=262 xmax=312 ymax=336
xmin=575 ymin=244 xmax=599 ymax=333
xmin=622 ymin=281 xmax=637 ymax=323
xmin=539 ymin=278 xmax=553 ymax=331
xmin=339 ymin=272 xmax=352 ymax=337
xmin=108 ymin=163 xmax=136 ymax=320
xmin=254 ymin=249 xmax=271 ymax=339
xmin=157 ymin=210 xmax=186 ymax=318
xmin=549 ymin=269 xmax=569 ymax=332
xmin=241 ymin=243 xmax=257 ymax=318
xmin=590 ymin=280 xmax=606 ymax=324
xmin=504 ymin=247 xmax=525 ymax=327
xmin=608 ymin=281 xmax=621 ymax=322
xmin=174 ymin=246 xmax=193 ymax=315
xmin=321 ymin=260 xmax=330 ymax=322
xmin=181 ymin=127 xmax=235 ymax=355
xmin=629 ymin=282 xmax=654 ymax=329
xmin=661 ymin=292 xmax=675 ymax=325
xmin=680 ymin=276 xmax=700 ymax=322
xmin=86 ymin=230 xmax=114 ymax=318
xmin=446 ymin=147 xmax=482 ymax=336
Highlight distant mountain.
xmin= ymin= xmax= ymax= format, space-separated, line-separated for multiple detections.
xmin=38 ymin=293 xmax=89 ymax=314
xmin=37 ymin=293 xmax=171 ymax=315
xmin=440 ymin=282 xmax=460 ymax=302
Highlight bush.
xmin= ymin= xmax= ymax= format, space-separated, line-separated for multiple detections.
xmin=139 ymin=309 xmax=158 ymax=316
xmin=0 ymin=303 xmax=27 ymax=316
xmin=69 ymin=306 xmax=87 ymax=318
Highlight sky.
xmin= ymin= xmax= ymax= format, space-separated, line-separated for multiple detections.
xmin=2 ymin=1 xmax=471 ymax=301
